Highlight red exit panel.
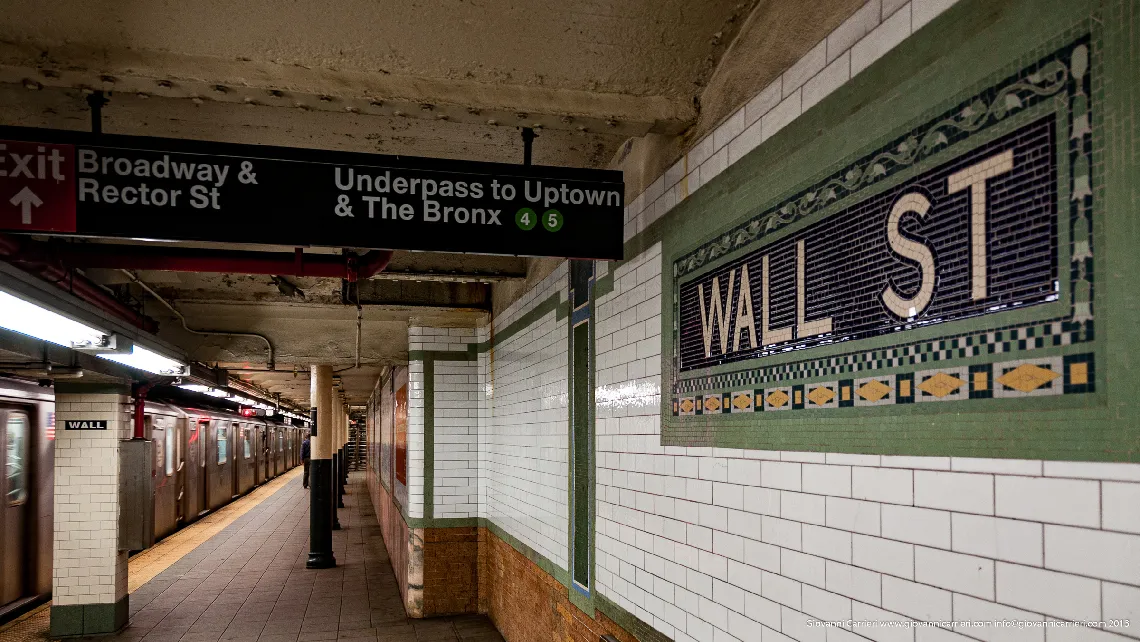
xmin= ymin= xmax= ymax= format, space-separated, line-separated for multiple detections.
xmin=0 ymin=140 xmax=76 ymax=233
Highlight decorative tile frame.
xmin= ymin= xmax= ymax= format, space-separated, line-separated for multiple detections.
xmin=665 ymin=33 xmax=1101 ymax=438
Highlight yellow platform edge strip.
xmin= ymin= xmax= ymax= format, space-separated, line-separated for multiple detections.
xmin=0 ymin=467 xmax=302 ymax=641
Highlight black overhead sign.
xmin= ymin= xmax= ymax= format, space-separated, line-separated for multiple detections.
xmin=64 ymin=419 xmax=108 ymax=430
xmin=0 ymin=127 xmax=625 ymax=260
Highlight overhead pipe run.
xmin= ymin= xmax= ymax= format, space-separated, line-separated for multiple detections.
xmin=119 ymin=270 xmax=277 ymax=370
xmin=0 ymin=234 xmax=159 ymax=333
xmin=48 ymin=244 xmax=394 ymax=282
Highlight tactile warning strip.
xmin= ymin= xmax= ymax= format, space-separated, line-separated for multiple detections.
xmin=0 ymin=468 xmax=302 ymax=642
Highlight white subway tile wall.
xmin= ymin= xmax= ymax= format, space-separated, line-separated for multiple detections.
xmin=589 ymin=242 xmax=1140 ymax=641
xmin=403 ymin=1 xmax=1140 ymax=639
xmin=52 ymin=393 xmax=131 ymax=607
xmin=478 ymin=264 xmax=571 ymax=568
xmin=407 ymin=357 xmax=425 ymax=518
xmin=621 ymin=0 xmax=965 ymax=242
xmin=423 ymin=327 xmax=481 ymax=519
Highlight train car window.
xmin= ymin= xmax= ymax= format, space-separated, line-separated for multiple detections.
xmin=243 ymin=427 xmax=251 ymax=459
xmin=198 ymin=419 xmax=209 ymax=467
xmin=165 ymin=423 xmax=175 ymax=476
xmin=6 ymin=412 xmax=29 ymax=505
xmin=150 ymin=416 xmax=163 ymax=479
xmin=217 ymin=424 xmax=228 ymax=464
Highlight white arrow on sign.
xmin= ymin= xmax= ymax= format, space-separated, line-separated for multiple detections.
xmin=10 ymin=186 xmax=43 ymax=224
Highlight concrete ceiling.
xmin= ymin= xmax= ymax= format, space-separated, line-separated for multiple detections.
xmin=0 ymin=0 xmax=863 ymax=407
xmin=0 ymin=0 xmax=764 ymax=154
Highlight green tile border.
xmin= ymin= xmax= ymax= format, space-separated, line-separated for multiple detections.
xmin=669 ymin=38 xmax=1090 ymax=402
xmin=595 ymin=594 xmax=674 ymax=642
xmin=423 ymin=358 xmax=434 ymax=521
xmin=50 ymin=597 xmax=128 ymax=637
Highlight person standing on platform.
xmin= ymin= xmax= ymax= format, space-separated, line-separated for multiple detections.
xmin=301 ymin=435 xmax=311 ymax=489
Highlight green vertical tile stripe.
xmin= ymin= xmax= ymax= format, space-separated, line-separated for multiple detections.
xmin=572 ymin=321 xmax=590 ymax=588
xmin=423 ymin=358 xmax=434 ymax=520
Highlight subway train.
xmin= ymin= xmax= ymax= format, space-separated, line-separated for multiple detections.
xmin=0 ymin=376 xmax=307 ymax=622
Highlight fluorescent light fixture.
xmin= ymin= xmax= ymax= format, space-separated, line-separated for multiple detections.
xmin=100 ymin=345 xmax=187 ymax=376
xmin=0 ymin=290 xmax=108 ymax=348
xmin=0 ymin=288 xmax=186 ymax=376
xmin=178 ymin=384 xmax=229 ymax=397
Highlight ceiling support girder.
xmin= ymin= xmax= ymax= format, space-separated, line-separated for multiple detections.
xmin=25 ymin=241 xmax=393 ymax=282
xmin=0 ymin=42 xmax=694 ymax=136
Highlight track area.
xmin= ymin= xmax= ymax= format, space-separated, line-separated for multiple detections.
xmin=0 ymin=472 xmax=502 ymax=642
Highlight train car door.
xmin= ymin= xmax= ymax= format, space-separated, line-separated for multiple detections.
xmin=257 ymin=428 xmax=265 ymax=485
xmin=231 ymin=423 xmax=241 ymax=499
xmin=209 ymin=420 xmax=231 ymax=510
xmin=1 ymin=408 xmax=30 ymax=605
xmin=264 ymin=427 xmax=271 ymax=480
xmin=152 ymin=415 xmax=179 ymax=540
xmin=253 ymin=424 xmax=263 ymax=487
xmin=196 ymin=419 xmax=209 ymax=516
xmin=174 ymin=417 xmax=186 ymax=525
xmin=184 ymin=418 xmax=202 ymax=521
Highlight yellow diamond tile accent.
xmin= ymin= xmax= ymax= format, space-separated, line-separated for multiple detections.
xmin=918 ymin=372 xmax=965 ymax=398
xmin=794 ymin=390 xmax=802 ymax=405
xmin=732 ymin=393 xmax=753 ymax=410
xmin=679 ymin=398 xmax=695 ymax=413
xmin=807 ymin=386 xmax=836 ymax=406
xmin=856 ymin=380 xmax=892 ymax=402
xmin=841 ymin=386 xmax=851 ymax=401
xmin=899 ymin=379 xmax=912 ymax=397
xmin=766 ymin=390 xmax=790 ymax=408
xmin=998 ymin=363 xmax=1060 ymax=392
xmin=704 ymin=396 xmax=722 ymax=412
xmin=1070 ymin=362 xmax=1089 ymax=385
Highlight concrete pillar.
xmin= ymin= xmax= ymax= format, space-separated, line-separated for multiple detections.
xmin=335 ymin=407 xmax=343 ymax=508
xmin=338 ymin=407 xmax=347 ymax=500
xmin=332 ymin=396 xmax=339 ymax=533
xmin=50 ymin=383 xmax=131 ymax=637
xmin=307 ymin=365 xmax=336 ymax=568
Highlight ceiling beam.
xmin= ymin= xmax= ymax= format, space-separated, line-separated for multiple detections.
xmin=0 ymin=42 xmax=694 ymax=137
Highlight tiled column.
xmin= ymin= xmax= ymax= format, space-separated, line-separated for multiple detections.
xmin=50 ymin=383 xmax=132 ymax=637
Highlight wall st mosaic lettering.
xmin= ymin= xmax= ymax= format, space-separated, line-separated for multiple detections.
xmin=669 ymin=37 xmax=1096 ymax=418
xmin=678 ymin=118 xmax=1058 ymax=372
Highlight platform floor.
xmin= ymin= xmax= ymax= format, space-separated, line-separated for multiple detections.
xmin=0 ymin=471 xmax=503 ymax=642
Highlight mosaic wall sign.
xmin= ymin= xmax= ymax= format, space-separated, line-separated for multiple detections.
xmin=670 ymin=37 xmax=1096 ymax=418
xmin=679 ymin=118 xmax=1057 ymax=371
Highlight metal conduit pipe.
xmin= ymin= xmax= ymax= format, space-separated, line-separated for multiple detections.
xmin=120 ymin=270 xmax=276 ymax=370
xmin=49 ymin=244 xmax=394 ymax=282
xmin=132 ymin=381 xmax=153 ymax=439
